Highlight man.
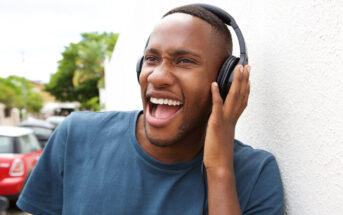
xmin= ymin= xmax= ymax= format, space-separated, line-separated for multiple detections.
xmin=17 ymin=4 xmax=283 ymax=215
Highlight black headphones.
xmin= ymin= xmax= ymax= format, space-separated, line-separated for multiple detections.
xmin=136 ymin=3 xmax=248 ymax=100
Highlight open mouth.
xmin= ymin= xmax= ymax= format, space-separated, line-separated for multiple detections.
xmin=146 ymin=97 xmax=183 ymax=126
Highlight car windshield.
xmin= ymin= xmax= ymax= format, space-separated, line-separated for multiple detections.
xmin=0 ymin=136 xmax=14 ymax=153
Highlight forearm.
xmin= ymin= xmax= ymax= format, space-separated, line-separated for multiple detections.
xmin=204 ymin=66 xmax=250 ymax=214
xmin=207 ymin=167 xmax=241 ymax=215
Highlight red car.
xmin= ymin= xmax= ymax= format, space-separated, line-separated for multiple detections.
xmin=0 ymin=126 xmax=42 ymax=200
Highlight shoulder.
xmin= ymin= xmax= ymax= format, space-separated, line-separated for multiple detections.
xmin=233 ymin=139 xmax=280 ymax=185
xmin=56 ymin=110 xmax=141 ymax=142
xmin=234 ymin=139 xmax=276 ymax=168
xmin=66 ymin=110 xmax=139 ymax=124
xmin=62 ymin=110 xmax=139 ymax=130
xmin=233 ymin=140 xmax=283 ymax=214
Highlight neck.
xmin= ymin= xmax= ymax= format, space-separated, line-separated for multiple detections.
xmin=136 ymin=114 xmax=205 ymax=164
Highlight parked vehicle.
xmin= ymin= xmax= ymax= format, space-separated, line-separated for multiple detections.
xmin=0 ymin=126 xmax=42 ymax=200
xmin=46 ymin=116 xmax=66 ymax=128
xmin=20 ymin=117 xmax=55 ymax=148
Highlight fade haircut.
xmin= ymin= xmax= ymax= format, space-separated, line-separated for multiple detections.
xmin=164 ymin=5 xmax=233 ymax=57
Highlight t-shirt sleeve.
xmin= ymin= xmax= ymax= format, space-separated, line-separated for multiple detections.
xmin=244 ymin=156 xmax=284 ymax=215
xmin=16 ymin=116 xmax=69 ymax=215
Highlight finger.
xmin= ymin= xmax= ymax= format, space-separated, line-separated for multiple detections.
xmin=223 ymin=65 xmax=243 ymax=115
xmin=211 ymin=82 xmax=224 ymax=119
xmin=236 ymin=80 xmax=251 ymax=118
xmin=234 ymin=65 xmax=250 ymax=114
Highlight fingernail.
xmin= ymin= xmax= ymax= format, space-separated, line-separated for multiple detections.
xmin=212 ymin=82 xmax=218 ymax=87
xmin=247 ymin=66 xmax=251 ymax=74
xmin=240 ymin=66 xmax=243 ymax=73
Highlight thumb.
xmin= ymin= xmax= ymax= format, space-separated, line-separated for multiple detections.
xmin=210 ymin=82 xmax=224 ymax=119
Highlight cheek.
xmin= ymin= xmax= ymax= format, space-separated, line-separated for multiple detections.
xmin=139 ymin=68 xmax=148 ymax=86
xmin=139 ymin=71 xmax=149 ymax=105
xmin=187 ymin=69 xmax=216 ymax=110
xmin=183 ymin=77 xmax=212 ymax=110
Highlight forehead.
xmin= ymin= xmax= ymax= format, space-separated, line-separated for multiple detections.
xmin=147 ymin=13 xmax=217 ymax=53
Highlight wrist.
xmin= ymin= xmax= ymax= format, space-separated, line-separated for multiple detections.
xmin=206 ymin=165 xmax=235 ymax=180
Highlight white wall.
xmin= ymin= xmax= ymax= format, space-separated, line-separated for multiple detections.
xmin=105 ymin=0 xmax=343 ymax=214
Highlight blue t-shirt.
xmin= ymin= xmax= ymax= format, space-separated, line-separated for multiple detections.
xmin=17 ymin=111 xmax=283 ymax=215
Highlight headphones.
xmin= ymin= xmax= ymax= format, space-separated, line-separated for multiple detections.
xmin=136 ymin=3 xmax=248 ymax=100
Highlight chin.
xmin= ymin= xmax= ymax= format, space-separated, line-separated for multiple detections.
xmin=143 ymin=118 xmax=188 ymax=148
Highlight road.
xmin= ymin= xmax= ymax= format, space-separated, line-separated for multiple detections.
xmin=2 ymin=203 xmax=30 ymax=215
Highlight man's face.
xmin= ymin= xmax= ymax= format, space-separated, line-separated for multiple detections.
xmin=139 ymin=13 xmax=225 ymax=147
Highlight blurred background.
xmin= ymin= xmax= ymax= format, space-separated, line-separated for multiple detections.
xmin=1 ymin=0 xmax=120 ymax=214
xmin=1 ymin=0 xmax=343 ymax=214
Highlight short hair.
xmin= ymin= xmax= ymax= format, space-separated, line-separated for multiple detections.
xmin=164 ymin=5 xmax=233 ymax=56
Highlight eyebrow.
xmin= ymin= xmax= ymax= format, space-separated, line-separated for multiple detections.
xmin=145 ymin=48 xmax=201 ymax=59
xmin=145 ymin=48 xmax=160 ymax=55
xmin=170 ymin=50 xmax=201 ymax=59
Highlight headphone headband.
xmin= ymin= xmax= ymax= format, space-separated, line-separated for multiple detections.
xmin=193 ymin=3 xmax=248 ymax=65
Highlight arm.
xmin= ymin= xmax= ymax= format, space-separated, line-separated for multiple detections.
xmin=204 ymin=65 xmax=250 ymax=215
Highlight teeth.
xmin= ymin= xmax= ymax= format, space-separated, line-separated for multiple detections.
xmin=150 ymin=97 xmax=183 ymax=106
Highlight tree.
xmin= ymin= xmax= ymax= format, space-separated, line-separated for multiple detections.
xmin=0 ymin=76 xmax=44 ymax=114
xmin=73 ymin=40 xmax=106 ymax=88
xmin=0 ymin=83 xmax=19 ymax=109
xmin=45 ymin=43 xmax=79 ymax=102
xmin=45 ymin=32 xmax=118 ymax=111
xmin=27 ymin=92 xmax=44 ymax=113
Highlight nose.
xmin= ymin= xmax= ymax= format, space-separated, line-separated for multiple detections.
xmin=146 ymin=61 xmax=175 ymax=89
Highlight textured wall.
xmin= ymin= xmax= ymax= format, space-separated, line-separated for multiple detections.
xmin=234 ymin=0 xmax=343 ymax=214
xmin=105 ymin=0 xmax=343 ymax=214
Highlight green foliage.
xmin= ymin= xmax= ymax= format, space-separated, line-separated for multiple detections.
xmin=45 ymin=32 xmax=118 ymax=111
xmin=81 ymin=96 xmax=101 ymax=111
xmin=45 ymin=44 xmax=78 ymax=101
xmin=73 ymin=39 xmax=106 ymax=87
xmin=73 ymin=77 xmax=99 ymax=102
xmin=81 ymin=32 xmax=118 ymax=58
xmin=27 ymin=92 xmax=44 ymax=113
xmin=0 ymin=76 xmax=44 ymax=113
xmin=0 ymin=83 xmax=20 ymax=109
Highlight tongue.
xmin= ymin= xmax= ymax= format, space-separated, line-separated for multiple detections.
xmin=154 ymin=104 xmax=180 ymax=119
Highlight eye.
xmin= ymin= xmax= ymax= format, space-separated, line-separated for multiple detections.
xmin=144 ymin=55 xmax=159 ymax=63
xmin=177 ymin=58 xmax=196 ymax=64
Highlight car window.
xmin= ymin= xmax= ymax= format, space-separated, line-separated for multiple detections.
xmin=0 ymin=136 xmax=14 ymax=153
xmin=18 ymin=134 xmax=41 ymax=153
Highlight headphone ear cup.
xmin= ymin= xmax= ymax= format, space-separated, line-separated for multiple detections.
xmin=136 ymin=56 xmax=144 ymax=83
xmin=216 ymin=56 xmax=239 ymax=100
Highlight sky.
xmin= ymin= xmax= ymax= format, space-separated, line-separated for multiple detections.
xmin=0 ymin=0 xmax=122 ymax=83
